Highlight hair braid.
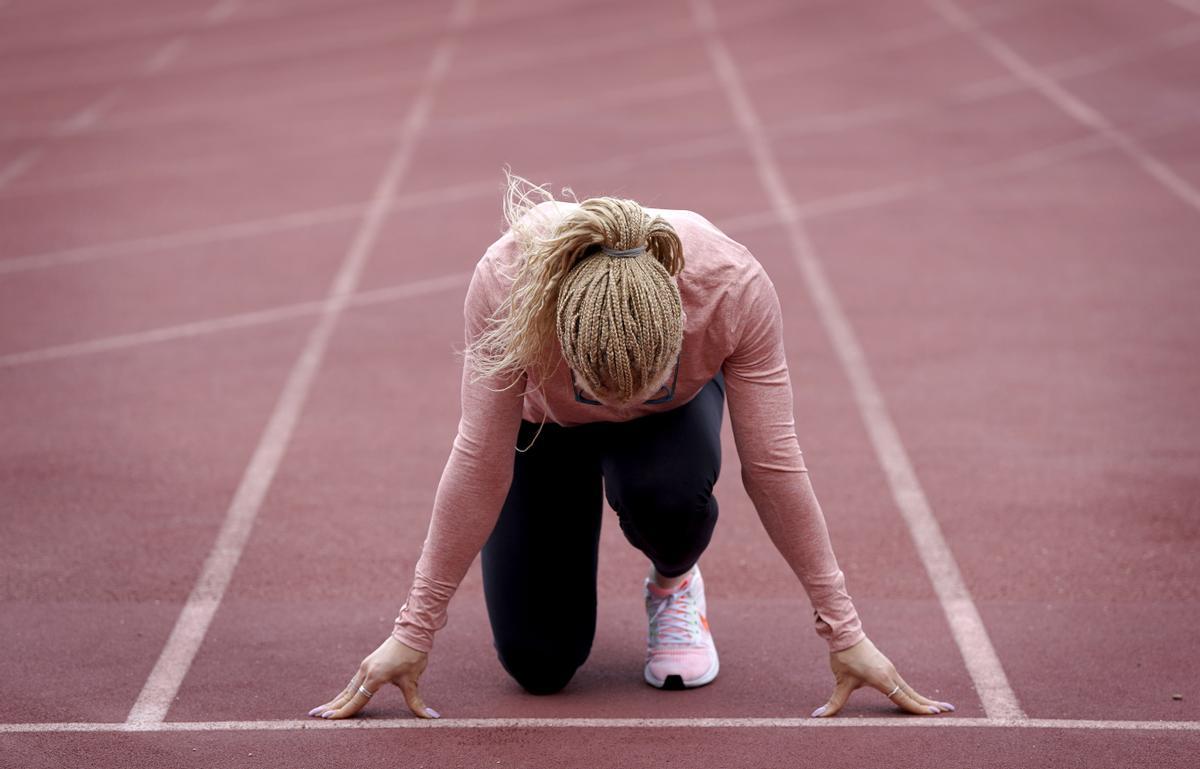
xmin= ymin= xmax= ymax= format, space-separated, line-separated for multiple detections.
xmin=467 ymin=170 xmax=685 ymax=409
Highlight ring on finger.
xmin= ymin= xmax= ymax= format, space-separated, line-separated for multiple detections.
xmin=358 ymin=685 xmax=374 ymax=700
xmin=886 ymin=684 xmax=901 ymax=698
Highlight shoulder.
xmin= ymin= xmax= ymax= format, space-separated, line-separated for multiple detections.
xmin=464 ymin=232 xmax=515 ymax=329
xmin=473 ymin=199 xmax=571 ymax=283
xmin=651 ymin=207 xmax=773 ymax=303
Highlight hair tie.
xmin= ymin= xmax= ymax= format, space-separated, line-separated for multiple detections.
xmin=601 ymin=245 xmax=646 ymax=258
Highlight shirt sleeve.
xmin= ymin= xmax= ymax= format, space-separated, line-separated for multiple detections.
xmin=392 ymin=258 xmax=526 ymax=652
xmin=720 ymin=265 xmax=866 ymax=653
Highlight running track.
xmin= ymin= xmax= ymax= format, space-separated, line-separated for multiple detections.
xmin=1 ymin=0 xmax=1198 ymax=766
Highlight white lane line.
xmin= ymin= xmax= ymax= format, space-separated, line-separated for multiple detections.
xmin=0 ymin=0 xmax=616 ymax=102
xmin=0 ymin=149 xmax=41 ymax=190
xmin=433 ymin=6 xmax=1015 ymax=136
xmin=929 ymin=0 xmax=1200 ymax=214
xmin=53 ymin=91 xmax=122 ymax=137
xmin=0 ymin=131 xmax=714 ymax=273
xmin=1165 ymin=0 xmax=1200 ymax=14
xmin=1045 ymin=22 xmax=1200 ymax=81
xmin=0 ymin=0 xmax=234 ymax=195
xmin=123 ymin=0 xmax=474 ymax=726
xmin=205 ymin=0 xmax=241 ymax=25
xmin=10 ymin=118 xmax=1192 ymax=371
xmin=716 ymin=130 xmax=1120 ymax=234
xmin=1 ymin=717 xmax=1199 ymax=734
xmin=0 ymin=272 xmax=471 ymax=369
xmin=0 ymin=0 xmax=245 ymax=56
xmin=0 ymin=0 xmax=1013 ymax=144
xmin=5 ymin=94 xmax=1194 ymax=281
xmin=143 ymin=38 xmax=189 ymax=75
xmin=2 ymin=11 xmax=1187 ymax=208
xmin=5 ymin=7 xmax=1188 ymax=273
xmin=720 ymin=129 xmax=1142 ymax=234
xmin=0 ymin=202 xmax=364 ymax=274
xmin=690 ymin=0 xmax=1026 ymax=721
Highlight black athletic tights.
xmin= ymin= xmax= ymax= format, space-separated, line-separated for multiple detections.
xmin=480 ymin=372 xmax=725 ymax=695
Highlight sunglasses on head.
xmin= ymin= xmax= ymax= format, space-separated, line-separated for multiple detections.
xmin=572 ymin=355 xmax=681 ymax=406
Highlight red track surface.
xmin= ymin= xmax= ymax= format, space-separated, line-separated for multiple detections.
xmin=2 ymin=0 xmax=1198 ymax=766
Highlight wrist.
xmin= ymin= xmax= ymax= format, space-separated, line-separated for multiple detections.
xmin=387 ymin=635 xmax=428 ymax=656
xmin=390 ymin=624 xmax=433 ymax=654
xmin=827 ymin=628 xmax=868 ymax=655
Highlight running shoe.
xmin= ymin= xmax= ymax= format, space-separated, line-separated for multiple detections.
xmin=643 ymin=564 xmax=719 ymax=689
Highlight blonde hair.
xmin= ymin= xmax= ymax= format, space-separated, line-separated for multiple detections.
xmin=467 ymin=170 xmax=685 ymax=406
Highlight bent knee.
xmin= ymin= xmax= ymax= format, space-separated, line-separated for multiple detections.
xmin=616 ymin=485 xmax=717 ymax=526
xmin=496 ymin=642 xmax=587 ymax=695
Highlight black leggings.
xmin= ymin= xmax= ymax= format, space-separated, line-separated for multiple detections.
xmin=480 ymin=372 xmax=725 ymax=695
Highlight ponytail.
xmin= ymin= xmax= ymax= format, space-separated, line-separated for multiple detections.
xmin=466 ymin=170 xmax=685 ymax=406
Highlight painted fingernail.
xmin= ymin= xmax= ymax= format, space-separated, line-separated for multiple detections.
xmin=810 ymin=706 xmax=826 ymax=718
xmin=427 ymin=709 xmax=441 ymax=719
xmin=320 ymin=710 xmax=335 ymax=719
xmin=927 ymin=706 xmax=940 ymax=714
xmin=308 ymin=706 xmax=324 ymax=717
xmin=939 ymin=702 xmax=956 ymax=712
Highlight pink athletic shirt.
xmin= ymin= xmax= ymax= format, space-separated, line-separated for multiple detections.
xmin=393 ymin=202 xmax=865 ymax=654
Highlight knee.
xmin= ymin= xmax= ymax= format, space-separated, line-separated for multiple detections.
xmin=619 ymin=493 xmax=719 ymax=574
xmin=612 ymin=480 xmax=717 ymax=527
xmin=495 ymin=641 xmax=587 ymax=695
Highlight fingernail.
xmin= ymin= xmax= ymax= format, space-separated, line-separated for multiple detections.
xmin=927 ymin=706 xmax=940 ymax=714
xmin=810 ymin=706 xmax=826 ymax=718
xmin=320 ymin=711 xmax=335 ymax=719
xmin=308 ymin=706 xmax=323 ymax=717
xmin=427 ymin=708 xmax=441 ymax=719
xmin=939 ymin=702 xmax=956 ymax=712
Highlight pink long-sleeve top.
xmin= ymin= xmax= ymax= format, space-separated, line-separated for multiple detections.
xmin=393 ymin=203 xmax=865 ymax=654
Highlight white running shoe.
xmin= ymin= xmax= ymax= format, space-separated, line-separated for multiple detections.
xmin=643 ymin=564 xmax=719 ymax=689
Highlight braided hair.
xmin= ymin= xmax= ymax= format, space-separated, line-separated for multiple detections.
xmin=467 ymin=170 xmax=685 ymax=405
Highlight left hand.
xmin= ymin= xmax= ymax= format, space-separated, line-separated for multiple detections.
xmin=810 ymin=636 xmax=954 ymax=717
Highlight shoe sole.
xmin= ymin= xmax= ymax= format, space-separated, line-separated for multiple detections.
xmin=643 ymin=653 xmax=719 ymax=689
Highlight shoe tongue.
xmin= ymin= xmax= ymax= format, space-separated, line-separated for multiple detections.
xmin=648 ymin=577 xmax=689 ymax=598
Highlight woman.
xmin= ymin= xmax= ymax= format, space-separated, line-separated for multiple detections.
xmin=309 ymin=174 xmax=953 ymax=720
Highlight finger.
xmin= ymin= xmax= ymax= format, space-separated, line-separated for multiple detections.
xmin=812 ymin=675 xmax=858 ymax=718
xmin=398 ymin=676 xmax=440 ymax=719
xmin=869 ymin=667 xmax=941 ymax=716
xmin=322 ymin=679 xmax=377 ymax=720
xmin=894 ymin=673 xmax=954 ymax=712
xmin=888 ymin=685 xmax=941 ymax=716
xmin=310 ymin=669 xmax=365 ymax=715
xmin=308 ymin=669 xmax=365 ymax=717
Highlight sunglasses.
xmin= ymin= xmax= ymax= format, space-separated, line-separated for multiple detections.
xmin=572 ymin=355 xmax=680 ymax=406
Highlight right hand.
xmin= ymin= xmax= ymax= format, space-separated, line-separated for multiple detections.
xmin=307 ymin=636 xmax=440 ymax=720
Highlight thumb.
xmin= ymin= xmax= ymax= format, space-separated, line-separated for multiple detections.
xmin=398 ymin=677 xmax=441 ymax=720
xmin=812 ymin=674 xmax=857 ymax=718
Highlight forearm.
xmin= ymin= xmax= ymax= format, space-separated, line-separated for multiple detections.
xmin=392 ymin=440 xmax=515 ymax=652
xmin=721 ymin=261 xmax=866 ymax=651
xmin=741 ymin=462 xmax=865 ymax=652
xmin=392 ymin=353 xmax=524 ymax=652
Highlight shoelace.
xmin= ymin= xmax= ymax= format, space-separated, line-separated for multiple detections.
xmin=647 ymin=589 xmax=702 ymax=645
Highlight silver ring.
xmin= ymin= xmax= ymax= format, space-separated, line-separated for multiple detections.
xmin=358 ymin=685 xmax=373 ymax=699
xmin=886 ymin=684 xmax=901 ymax=698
